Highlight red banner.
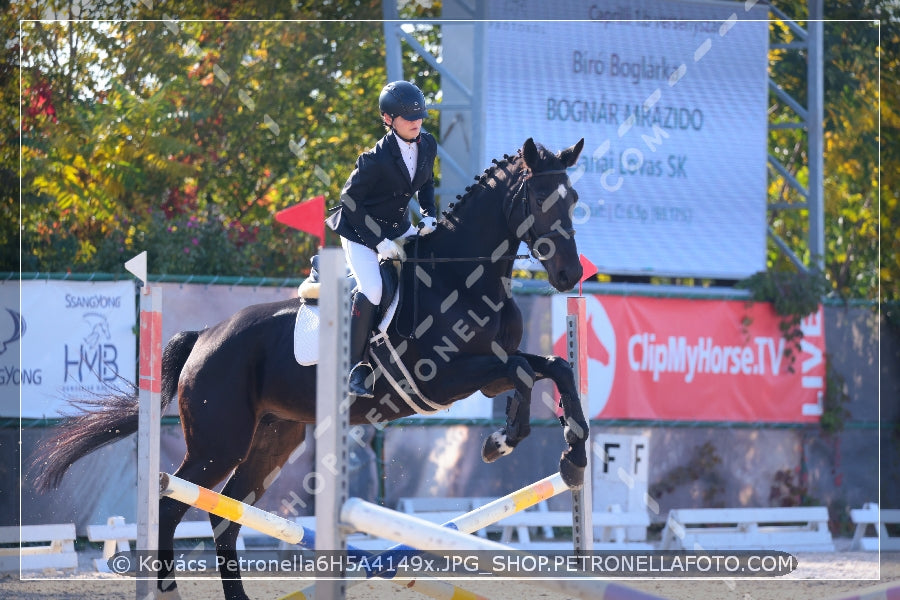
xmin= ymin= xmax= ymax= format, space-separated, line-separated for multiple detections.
xmin=552 ymin=295 xmax=825 ymax=423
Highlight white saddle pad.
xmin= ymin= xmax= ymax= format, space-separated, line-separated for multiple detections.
xmin=293 ymin=290 xmax=400 ymax=366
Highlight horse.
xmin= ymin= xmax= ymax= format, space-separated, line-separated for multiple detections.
xmin=31 ymin=137 xmax=588 ymax=600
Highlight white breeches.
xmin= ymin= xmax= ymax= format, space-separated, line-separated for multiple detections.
xmin=341 ymin=224 xmax=417 ymax=305
xmin=341 ymin=237 xmax=383 ymax=305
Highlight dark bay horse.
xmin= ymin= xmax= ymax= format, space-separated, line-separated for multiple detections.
xmin=32 ymin=137 xmax=588 ymax=600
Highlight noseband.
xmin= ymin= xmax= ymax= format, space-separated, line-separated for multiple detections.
xmin=505 ymin=167 xmax=576 ymax=260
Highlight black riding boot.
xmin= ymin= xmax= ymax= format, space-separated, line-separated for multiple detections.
xmin=348 ymin=292 xmax=377 ymax=397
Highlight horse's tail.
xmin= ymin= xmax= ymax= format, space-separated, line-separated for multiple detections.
xmin=30 ymin=329 xmax=201 ymax=493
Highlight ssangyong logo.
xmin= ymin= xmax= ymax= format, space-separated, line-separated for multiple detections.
xmin=0 ymin=308 xmax=25 ymax=356
xmin=553 ymin=296 xmax=616 ymax=418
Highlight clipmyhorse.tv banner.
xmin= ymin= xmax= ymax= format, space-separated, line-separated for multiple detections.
xmin=552 ymin=295 xmax=825 ymax=422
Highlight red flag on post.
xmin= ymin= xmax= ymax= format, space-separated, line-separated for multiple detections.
xmin=276 ymin=195 xmax=326 ymax=247
xmin=578 ymin=254 xmax=598 ymax=296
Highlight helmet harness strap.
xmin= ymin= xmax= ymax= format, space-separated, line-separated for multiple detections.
xmin=383 ymin=115 xmax=421 ymax=144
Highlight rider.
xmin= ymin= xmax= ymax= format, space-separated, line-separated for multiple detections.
xmin=325 ymin=80 xmax=438 ymax=397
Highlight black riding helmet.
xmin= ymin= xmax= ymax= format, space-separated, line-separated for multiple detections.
xmin=379 ymin=81 xmax=427 ymax=121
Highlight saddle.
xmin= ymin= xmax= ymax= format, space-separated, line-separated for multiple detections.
xmin=297 ymin=254 xmax=399 ymax=319
xmin=292 ymin=253 xmax=442 ymax=415
xmin=293 ymin=255 xmax=399 ymax=365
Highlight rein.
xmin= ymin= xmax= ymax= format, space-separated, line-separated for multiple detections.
xmin=386 ymin=254 xmax=531 ymax=263
xmin=386 ymin=167 xmax=571 ymax=265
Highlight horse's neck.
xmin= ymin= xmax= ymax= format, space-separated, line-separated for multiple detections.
xmin=445 ymin=170 xmax=520 ymax=255
xmin=428 ymin=169 xmax=521 ymax=294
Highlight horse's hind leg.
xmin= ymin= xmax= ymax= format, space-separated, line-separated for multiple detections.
xmin=158 ymin=455 xmax=244 ymax=597
xmin=212 ymin=417 xmax=307 ymax=600
xmin=158 ymin=378 xmax=260 ymax=598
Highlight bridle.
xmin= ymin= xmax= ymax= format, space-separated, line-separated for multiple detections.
xmin=505 ymin=166 xmax=576 ymax=260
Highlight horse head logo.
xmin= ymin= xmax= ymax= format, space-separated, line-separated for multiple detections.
xmin=82 ymin=312 xmax=111 ymax=350
xmin=553 ymin=296 xmax=616 ymax=418
xmin=585 ymin=314 xmax=610 ymax=366
xmin=0 ymin=308 xmax=25 ymax=356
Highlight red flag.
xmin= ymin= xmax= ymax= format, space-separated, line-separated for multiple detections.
xmin=578 ymin=254 xmax=598 ymax=296
xmin=276 ymin=195 xmax=326 ymax=247
xmin=579 ymin=254 xmax=598 ymax=282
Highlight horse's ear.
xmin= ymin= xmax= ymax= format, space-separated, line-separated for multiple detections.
xmin=558 ymin=138 xmax=585 ymax=168
xmin=522 ymin=138 xmax=539 ymax=168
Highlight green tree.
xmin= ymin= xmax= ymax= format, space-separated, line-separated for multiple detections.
xmin=0 ymin=0 xmax=17 ymax=268
xmin=767 ymin=1 xmax=896 ymax=302
xmin=5 ymin=0 xmax=896 ymax=304
xmin=8 ymin=0 xmax=440 ymax=277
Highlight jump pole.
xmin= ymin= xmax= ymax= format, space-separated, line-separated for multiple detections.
xmin=159 ymin=471 xmax=663 ymax=600
xmin=160 ymin=471 xmax=484 ymax=600
xmin=290 ymin=471 xmax=571 ymax=598
xmin=158 ymin=471 xmax=567 ymax=593
xmin=159 ymin=472 xmax=314 ymax=545
xmin=126 ymin=251 xmax=162 ymax=600
xmin=341 ymin=498 xmax=662 ymax=600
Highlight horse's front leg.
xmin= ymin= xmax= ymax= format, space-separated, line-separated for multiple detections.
xmin=518 ymin=353 xmax=589 ymax=489
xmin=424 ymin=354 xmax=537 ymax=462
xmin=482 ymin=377 xmax=533 ymax=464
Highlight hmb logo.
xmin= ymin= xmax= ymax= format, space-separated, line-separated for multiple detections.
xmin=64 ymin=312 xmax=120 ymax=382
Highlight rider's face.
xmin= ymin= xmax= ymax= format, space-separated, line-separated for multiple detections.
xmin=385 ymin=114 xmax=422 ymax=139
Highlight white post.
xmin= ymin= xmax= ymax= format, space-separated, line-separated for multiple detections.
xmin=566 ymin=296 xmax=593 ymax=552
xmin=314 ymin=248 xmax=350 ymax=600
xmin=132 ymin=263 xmax=161 ymax=600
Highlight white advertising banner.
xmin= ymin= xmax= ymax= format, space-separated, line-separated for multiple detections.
xmin=0 ymin=280 xmax=136 ymax=419
xmin=484 ymin=0 xmax=769 ymax=279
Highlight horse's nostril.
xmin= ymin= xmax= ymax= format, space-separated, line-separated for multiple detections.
xmin=561 ymin=266 xmax=582 ymax=290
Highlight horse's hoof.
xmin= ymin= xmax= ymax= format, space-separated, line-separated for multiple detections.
xmin=482 ymin=431 xmax=513 ymax=463
xmin=559 ymin=453 xmax=585 ymax=489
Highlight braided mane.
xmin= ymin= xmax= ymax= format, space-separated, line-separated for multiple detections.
xmin=440 ymin=152 xmax=522 ymax=228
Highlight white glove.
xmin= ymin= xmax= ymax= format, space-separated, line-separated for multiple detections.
xmin=376 ymin=238 xmax=402 ymax=261
xmin=418 ymin=216 xmax=437 ymax=236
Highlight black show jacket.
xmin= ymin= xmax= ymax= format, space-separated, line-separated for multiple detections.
xmin=326 ymin=130 xmax=438 ymax=249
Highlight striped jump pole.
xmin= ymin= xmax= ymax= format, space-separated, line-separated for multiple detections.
xmin=161 ymin=472 xmax=488 ymax=600
xmin=162 ymin=469 xmax=660 ymax=600
xmin=437 ymin=472 xmax=570 ymax=536
xmin=342 ymin=498 xmax=663 ymax=600
xmin=281 ymin=571 xmax=489 ymax=600
xmin=159 ymin=473 xmax=314 ymax=546
xmin=286 ymin=471 xmax=571 ymax=599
